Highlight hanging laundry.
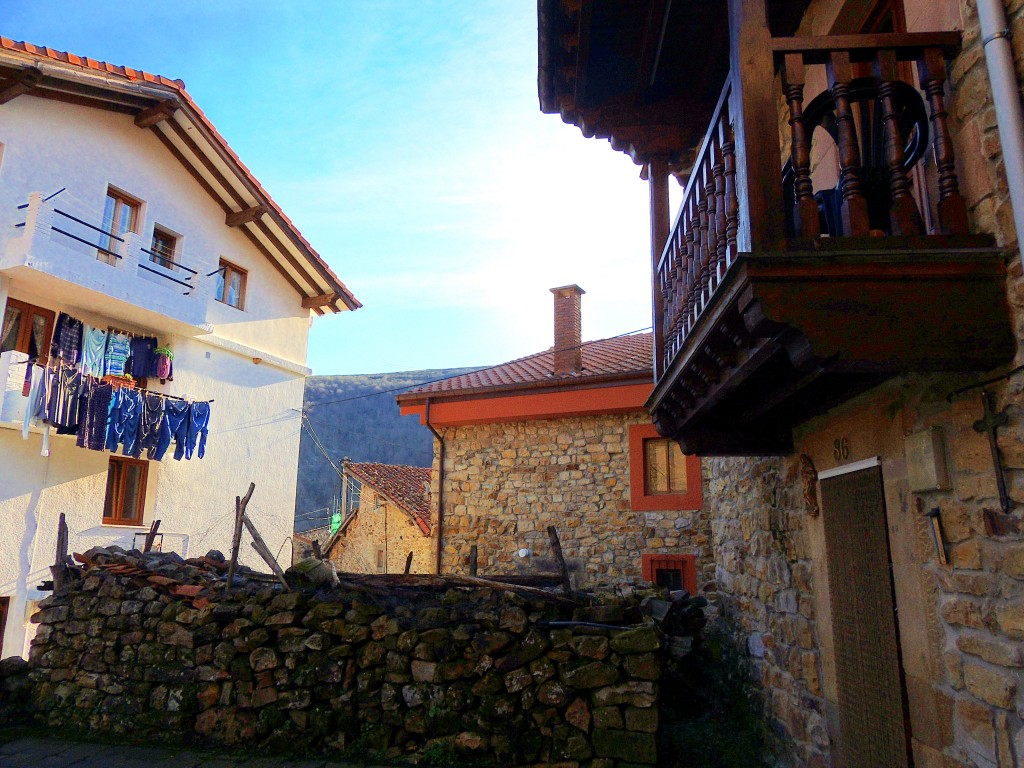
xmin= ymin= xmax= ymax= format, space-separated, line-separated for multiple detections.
xmin=134 ymin=392 xmax=165 ymax=459
xmin=127 ymin=336 xmax=159 ymax=378
xmin=21 ymin=364 xmax=51 ymax=457
xmin=105 ymin=387 xmax=142 ymax=454
xmin=50 ymin=313 xmax=84 ymax=366
xmin=76 ymin=380 xmax=113 ymax=452
xmin=179 ymin=401 xmax=211 ymax=460
xmin=104 ymin=332 xmax=131 ymax=377
xmin=46 ymin=365 xmax=83 ymax=433
xmin=152 ymin=399 xmax=189 ymax=461
xmin=79 ymin=324 xmax=108 ymax=378
xmin=155 ymin=347 xmax=174 ymax=383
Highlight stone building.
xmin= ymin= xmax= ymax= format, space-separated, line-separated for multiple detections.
xmin=537 ymin=0 xmax=1024 ymax=765
xmin=398 ymin=286 xmax=711 ymax=590
xmin=320 ymin=462 xmax=435 ymax=575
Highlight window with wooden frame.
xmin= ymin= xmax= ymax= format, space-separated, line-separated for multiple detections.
xmin=98 ymin=188 xmax=140 ymax=266
xmin=375 ymin=547 xmax=386 ymax=572
xmin=103 ymin=456 xmax=148 ymax=526
xmin=628 ymin=424 xmax=703 ymax=511
xmin=215 ymin=259 xmax=247 ymax=310
xmin=641 ymin=554 xmax=697 ymax=594
xmin=1 ymin=298 xmax=55 ymax=362
xmin=150 ymin=226 xmax=178 ymax=270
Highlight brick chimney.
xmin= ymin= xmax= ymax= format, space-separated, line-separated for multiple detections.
xmin=551 ymin=285 xmax=585 ymax=376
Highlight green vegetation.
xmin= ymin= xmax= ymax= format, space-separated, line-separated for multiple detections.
xmin=659 ymin=636 xmax=770 ymax=768
xmin=295 ymin=368 xmax=475 ymax=531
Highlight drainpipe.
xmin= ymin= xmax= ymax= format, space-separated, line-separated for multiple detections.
xmin=976 ymin=0 xmax=1024 ymax=255
xmin=424 ymin=399 xmax=445 ymax=575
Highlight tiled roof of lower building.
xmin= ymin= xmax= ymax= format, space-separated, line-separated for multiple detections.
xmin=346 ymin=463 xmax=433 ymax=535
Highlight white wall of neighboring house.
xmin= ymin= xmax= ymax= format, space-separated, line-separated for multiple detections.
xmin=0 ymin=93 xmax=316 ymax=658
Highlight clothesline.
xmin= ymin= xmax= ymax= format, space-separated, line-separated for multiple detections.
xmin=45 ymin=358 xmax=214 ymax=404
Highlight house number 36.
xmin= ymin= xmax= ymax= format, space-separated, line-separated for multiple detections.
xmin=833 ymin=438 xmax=850 ymax=461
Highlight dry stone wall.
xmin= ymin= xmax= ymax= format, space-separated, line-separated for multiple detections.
xmin=19 ymin=549 xmax=668 ymax=766
xmin=435 ymin=412 xmax=713 ymax=589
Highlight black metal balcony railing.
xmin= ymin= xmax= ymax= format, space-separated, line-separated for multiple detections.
xmin=13 ymin=194 xmax=201 ymax=296
xmin=655 ymin=32 xmax=969 ymax=377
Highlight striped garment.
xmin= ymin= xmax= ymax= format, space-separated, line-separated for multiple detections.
xmin=104 ymin=332 xmax=131 ymax=377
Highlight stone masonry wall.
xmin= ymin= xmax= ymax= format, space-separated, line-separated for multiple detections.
xmin=434 ymin=412 xmax=713 ymax=590
xmin=22 ymin=552 xmax=666 ymax=766
xmin=705 ymin=456 xmax=829 ymax=768
xmin=330 ymin=485 xmax=436 ymax=575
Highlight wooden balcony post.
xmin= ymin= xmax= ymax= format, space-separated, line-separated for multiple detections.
xmin=875 ymin=50 xmax=924 ymax=235
xmin=649 ymin=157 xmax=671 ymax=378
xmin=782 ymin=53 xmax=821 ymax=238
xmin=918 ymin=47 xmax=969 ymax=235
xmin=727 ymin=0 xmax=785 ymax=251
xmin=826 ymin=51 xmax=871 ymax=236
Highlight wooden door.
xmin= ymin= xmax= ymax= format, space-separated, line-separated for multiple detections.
xmin=819 ymin=465 xmax=912 ymax=768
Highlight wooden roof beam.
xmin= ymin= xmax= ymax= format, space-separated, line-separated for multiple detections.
xmin=134 ymin=99 xmax=179 ymax=128
xmin=226 ymin=205 xmax=269 ymax=227
xmin=0 ymin=67 xmax=42 ymax=106
xmin=301 ymin=293 xmax=337 ymax=309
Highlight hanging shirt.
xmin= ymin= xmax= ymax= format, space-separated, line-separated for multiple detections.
xmin=104 ymin=333 xmax=131 ymax=377
xmin=80 ymin=324 xmax=108 ymax=378
xmin=50 ymin=313 xmax=84 ymax=366
xmin=127 ymin=336 xmax=159 ymax=379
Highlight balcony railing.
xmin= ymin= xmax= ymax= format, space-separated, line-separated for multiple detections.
xmin=655 ymin=32 xmax=972 ymax=377
xmin=3 ymin=192 xmax=214 ymax=333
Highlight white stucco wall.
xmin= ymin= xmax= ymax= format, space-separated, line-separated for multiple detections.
xmin=0 ymin=93 xmax=319 ymax=658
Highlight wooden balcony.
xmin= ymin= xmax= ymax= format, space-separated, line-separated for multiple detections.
xmin=647 ymin=33 xmax=1014 ymax=454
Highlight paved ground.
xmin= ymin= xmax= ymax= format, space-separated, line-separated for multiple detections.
xmin=0 ymin=736 xmax=383 ymax=768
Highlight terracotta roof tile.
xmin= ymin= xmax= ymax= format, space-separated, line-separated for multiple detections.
xmin=346 ymin=463 xmax=433 ymax=535
xmin=403 ymin=332 xmax=652 ymax=397
xmin=0 ymin=37 xmax=359 ymax=310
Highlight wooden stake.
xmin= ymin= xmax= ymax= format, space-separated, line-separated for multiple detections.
xmin=143 ymin=519 xmax=161 ymax=552
xmin=225 ymin=482 xmax=254 ymax=589
xmin=469 ymin=544 xmax=478 ymax=577
xmin=404 ymin=551 xmax=414 ymax=574
xmin=546 ymin=525 xmax=573 ymax=597
xmin=242 ymin=513 xmax=290 ymax=591
xmin=51 ymin=513 xmax=69 ymax=592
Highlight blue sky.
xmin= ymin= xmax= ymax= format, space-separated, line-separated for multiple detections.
xmin=4 ymin=1 xmax=653 ymax=375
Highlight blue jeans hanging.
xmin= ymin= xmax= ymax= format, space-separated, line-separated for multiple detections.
xmin=152 ymin=400 xmax=189 ymax=461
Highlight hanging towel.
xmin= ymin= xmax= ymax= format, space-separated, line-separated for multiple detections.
xmin=104 ymin=332 xmax=131 ymax=377
xmin=80 ymin=324 xmax=108 ymax=378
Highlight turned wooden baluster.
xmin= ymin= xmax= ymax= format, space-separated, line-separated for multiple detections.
xmin=689 ymin=196 xmax=704 ymax=320
xmin=683 ymin=204 xmax=698 ymax=335
xmin=782 ymin=53 xmax=821 ymax=238
xmin=704 ymin=160 xmax=720 ymax=296
xmin=875 ymin=50 xmax=925 ymax=235
xmin=696 ymin=170 xmax=712 ymax=311
xmin=918 ymin=47 xmax=969 ymax=234
xmin=713 ymin=128 xmax=729 ymax=283
xmin=722 ymin=122 xmax=739 ymax=265
xmin=827 ymin=51 xmax=870 ymax=236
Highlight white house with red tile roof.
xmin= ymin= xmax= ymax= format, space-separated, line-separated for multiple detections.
xmin=0 ymin=41 xmax=359 ymax=657
xmin=306 ymin=462 xmax=435 ymax=575
xmin=397 ymin=286 xmax=713 ymax=590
